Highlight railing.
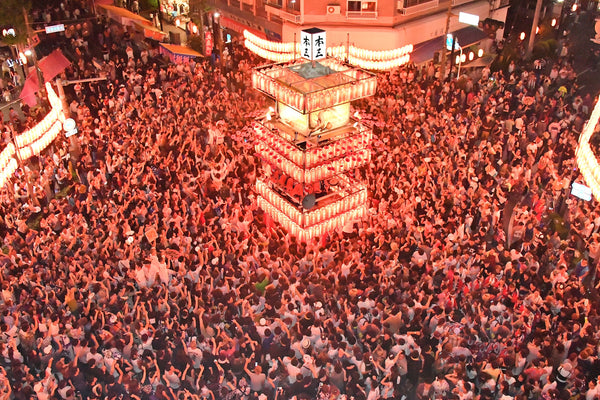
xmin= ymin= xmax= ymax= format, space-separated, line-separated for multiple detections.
xmin=280 ymin=9 xmax=302 ymax=23
xmin=265 ymin=0 xmax=282 ymax=7
xmin=491 ymin=0 xmax=510 ymax=10
xmin=266 ymin=5 xmax=302 ymax=23
xmin=452 ymin=0 xmax=476 ymax=6
xmin=346 ymin=10 xmax=378 ymax=18
xmin=397 ymin=0 xmax=439 ymax=15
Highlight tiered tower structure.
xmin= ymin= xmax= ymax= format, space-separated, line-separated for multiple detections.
xmin=251 ymin=57 xmax=377 ymax=241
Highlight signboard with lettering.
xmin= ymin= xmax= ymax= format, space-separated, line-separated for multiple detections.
xmin=446 ymin=34 xmax=459 ymax=51
xmin=571 ymin=182 xmax=592 ymax=201
xmin=300 ymin=28 xmax=326 ymax=61
xmin=63 ymin=118 xmax=78 ymax=138
xmin=205 ymin=31 xmax=213 ymax=57
xmin=45 ymin=24 xmax=65 ymax=34
xmin=459 ymin=12 xmax=480 ymax=27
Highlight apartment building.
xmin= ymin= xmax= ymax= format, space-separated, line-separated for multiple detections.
xmin=207 ymin=0 xmax=509 ymax=62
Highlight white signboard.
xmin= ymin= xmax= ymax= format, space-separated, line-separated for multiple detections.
xmin=459 ymin=12 xmax=480 ymax=26
xmin=45 ymin=24 xmax=65 ymax=34
xmin=571 ymin=182 xmax=592 ymax=201
xmin=63 ymin=118 xmax=78 ymax=138
xmin=300 ymin=28 xmax=326 ymax=61
xmin=446 ymin=34 xmax=459 ymax=51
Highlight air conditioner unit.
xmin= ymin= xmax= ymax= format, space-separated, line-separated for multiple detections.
xmin=326 ymin=5 xmax=341 ymax=14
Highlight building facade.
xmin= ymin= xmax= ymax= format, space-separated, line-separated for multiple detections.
xmin=206 ymin=0 xmax=509 ymax=60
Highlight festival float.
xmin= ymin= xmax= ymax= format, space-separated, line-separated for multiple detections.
xmin=252 ymin=28 xmax=376 ymax=241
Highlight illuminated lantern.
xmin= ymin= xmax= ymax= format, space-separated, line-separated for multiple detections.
xmin=520 ymin=32 xmax=526 ymax=41
xmin=468 ymin=52 xmax=474 ymax=61
xmin=478 ymin=49 xmax=484 ymax=57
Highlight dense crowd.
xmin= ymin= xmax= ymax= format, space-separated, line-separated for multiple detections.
xmin=1 ymin=2 xmax=600 ymax=400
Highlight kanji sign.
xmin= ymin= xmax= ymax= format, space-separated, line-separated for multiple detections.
xmin=300 ymin=28 xmax=326 ymax=61
xmin=205 ymin=31 xmax=213 ymax=57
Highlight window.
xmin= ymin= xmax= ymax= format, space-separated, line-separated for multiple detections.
xmin=347 ymin=1 xmax=376 ymax=12
xmin=287 ymin=0 xmax=300 ymax=12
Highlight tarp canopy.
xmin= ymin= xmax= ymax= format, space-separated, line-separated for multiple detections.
xmin=97 ymin=4 xmax=151 ymax=27
xmin=411 ymin=26 xmax=489 ymax=64
xmin=159 ymin=43 xmax=202 ymax=63
xmin=20 ymin=49 xmax=71 ymax=107
xmin=134 ymin=22 xmax=168 ymax=41
xmin=220 ymin=16 xmax=267 ymax=40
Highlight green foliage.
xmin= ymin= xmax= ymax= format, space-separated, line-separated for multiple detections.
xmin=491 ymin=44 xmax=518 ymax=72
xmin=533 ymin=38 xmax=559 ymax=59
xmin=140 ymin=0 xmax=159 ymax=10
xmin=189 ymin=0 xmax=212 ymax=15
xmin=0 ymin=0 xmax=31 ymax=45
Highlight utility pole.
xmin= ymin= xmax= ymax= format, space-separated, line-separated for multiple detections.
xmin=527 ymin=0 xmax=543 ymax=58
xmin=439 ymin=1 xmax=453 ymax=82
xmin=23 ymin=7 xmax=46 ymax=106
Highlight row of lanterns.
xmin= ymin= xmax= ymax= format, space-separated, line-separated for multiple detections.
xmin=0 ymin=82 xmax=65 ymax=189
xmin=348 ymin=54 xmax=411 ymax=71
xmin=257 ymin=194 xmax=366 ymax=241
xmin=244 ymin=40 xmax=296 ymax=63
xmin=455 ymin=48 xmax=485 ymax=65
xmin=0 ymin=144 xmax=17 ymax=189
xmin=257 ymin=178 xmax=367 ymax=228
xmin=243 ymin=30 xmax=296 ymax=54
xmin=252 ymin=69 xmax=377 ymax=112
xmin=257 ymin=142 xmax=370 ymax=184
xmin=349 ymin=44 xmax=413 ymax=61
xmin=305 ymin=78 xmax=377 ymax=111
xmin=254 ymin=122 xmax=372 ymax=169
xmin=243 ymin=29 xmax=414 ymax=71
xmin=18 ymin=120 xmax=62 ymax=161
xmin=16 ymin=107 xmax=59 ymax=149
xmin=576 ymin=96 xmax=600 ymax=201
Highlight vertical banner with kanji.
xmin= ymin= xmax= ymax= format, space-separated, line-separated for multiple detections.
xmin=205 ymin=31 xmax=214 ymax=57
xmin=300 ymin=28 xmax=326 ymax=61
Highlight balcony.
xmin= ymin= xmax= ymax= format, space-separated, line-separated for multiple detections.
xmin=397 ymin=0 xmax=439 ymax=15
xmin=346 ymin=10 xmax=378 ymax=19
xmin=265 ymin=3 xmax=302 ymax=23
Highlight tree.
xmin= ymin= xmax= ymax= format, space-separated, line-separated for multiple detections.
xmin=0 ymin=0 xmax=31 ymax=46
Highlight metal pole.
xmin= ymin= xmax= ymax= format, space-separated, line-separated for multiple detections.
xmin=347 ymin=32 xmax=350 ymax=62
xmin=439 ymin=1 xmax=453 ymax=82
xmin=457 ymin=46 xmax=463 ymax=78
xmin=23 ymin=7 xmax=46 ymax=108
xmin=448 ymin=35 xmax=456 ymax=80
xmin=527 ymin=0 xmax=543 ymax=58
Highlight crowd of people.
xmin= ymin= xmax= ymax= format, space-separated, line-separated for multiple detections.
xmin=1 ymin=1 xmax=600 ymax=400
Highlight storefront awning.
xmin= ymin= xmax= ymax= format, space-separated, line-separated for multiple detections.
xmin=159 ymin=43 xmax=202 ymax=64
xmin=20 ymin=49 xmax=71 ymax=106
xmin=220 ymin=16 xmax=267 ymax=40
xmin=98 ymin=4 xmax=152 ymax=27
xmin=134 ymin=22 xmax=168 ymax=41
xmin=410 ymin=26 xmax=489 ymax=64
